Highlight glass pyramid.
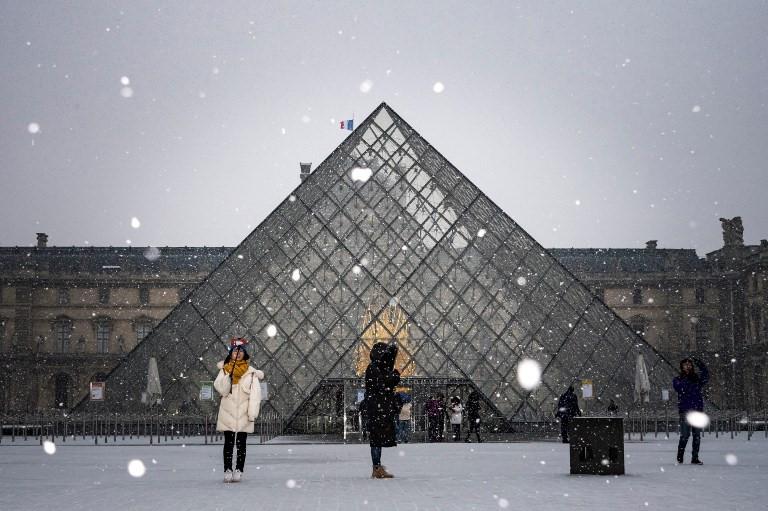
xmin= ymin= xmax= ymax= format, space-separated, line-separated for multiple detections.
xmin=80 ymin=103 xmax=677 ymax=424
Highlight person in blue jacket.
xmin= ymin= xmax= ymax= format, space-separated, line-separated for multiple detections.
xmin=672 ymin=357 xmax=709 ymax=465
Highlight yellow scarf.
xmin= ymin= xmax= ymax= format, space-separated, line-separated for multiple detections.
xmin=223 ymin=360 xmax=249 ymax=385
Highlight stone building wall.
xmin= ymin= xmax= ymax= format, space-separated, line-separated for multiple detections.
xmin=1 ymin=221 xmax=767 ymax=414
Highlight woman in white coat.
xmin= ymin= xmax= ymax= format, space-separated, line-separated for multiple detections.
xmin=214 ymin=337 xmax=264 ymax=483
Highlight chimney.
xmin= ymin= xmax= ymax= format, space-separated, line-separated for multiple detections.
xmin=36 ymin=233 xmax=48 ymax=248
xmin=646 ymin=240 xmax=657 ymax=250
xmin=300 ymin=162 xmax=312 ymax=182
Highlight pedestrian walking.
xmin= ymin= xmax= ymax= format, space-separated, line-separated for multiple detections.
xmin=448 ymin=396 xmax=463 ymax=442
xmin=364 ymin=341 xmax=401 ymax=478
xmin=673 ymin=357 xmax=709 ymax=465
xmin=397 ymin=393 xmax=412 ymax=443
xmin=426 ymin=394 xmax=443 ymax=442
xmin=556 ymin=386 xmax=581 ymax=443
xmin=464 ymin=391 xmax=483 ymax=443
xmin=213 ymin=337 xmax=264 ymax=483
xmin=358 ymin=396 xmax=369 ymax=441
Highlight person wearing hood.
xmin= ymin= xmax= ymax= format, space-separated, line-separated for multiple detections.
xmin=364 ymin=341 xmax=401 ymax=478
xmin=556 ymin=386 xmax=581 ymax=443
xmin=214 ymin=337 xmax=265 ymax=483
xmin=673 ymin=357 xmax=709 ymax=465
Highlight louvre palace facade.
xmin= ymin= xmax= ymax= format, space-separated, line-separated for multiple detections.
xmin=1 ymin=105 xmax=766 ymax=424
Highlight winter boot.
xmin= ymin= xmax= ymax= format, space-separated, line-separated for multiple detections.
xmin=691 ymin=458 xmax=703 ymax=465
xmin=371 ymin=465 xmax=394 ymax=479
xmin=233 ymin=469 xmax=242 ymax=482
xmin=223 ymin=469 xmax=234 ymax=483
xmin=676 ymin=449 xmax=685 ymax=464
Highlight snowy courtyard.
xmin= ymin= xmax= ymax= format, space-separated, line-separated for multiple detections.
xmin=2 ymin=436 xmax=767 ymax=511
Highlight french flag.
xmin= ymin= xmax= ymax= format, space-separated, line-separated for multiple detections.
xmin=339 ymin=119 xmax=354 ymax=130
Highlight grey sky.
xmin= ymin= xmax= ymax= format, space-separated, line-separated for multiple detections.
xmin=2 ymin=1 xmax=767 ymax=254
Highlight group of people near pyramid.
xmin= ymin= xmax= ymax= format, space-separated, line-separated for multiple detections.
xmin=213 ymin=336 xmax=709 ymax=482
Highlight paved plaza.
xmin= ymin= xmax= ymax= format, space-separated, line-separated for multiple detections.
xmin=1 ymin=436 xmax=766 ymax=510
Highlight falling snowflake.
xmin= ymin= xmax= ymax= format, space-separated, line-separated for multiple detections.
xmin=433 ymin=82 xmax=445 ymax=93
xmin=350 ymin=167 xmax=372 ymax=183
xmin=685 ymin=411 xmax=710 ymax=429
xmin=43 ymin=440 xmax=56 ymax=455
xmin=352 ymin=265 xmax=362 ymax=275
xmin=477 ymin=229 xmax=487 ymax=238
xmin=266 ymin=324 xmax=278 ymax=338
xmin=27 ymin=122 xmax=40 ymax=134
xmin=120 ymin=86 xmax=134 ymax=98
xmin=725 ymin=453 xmax=738 ymax=465
xmin=517 ymin=276 xmax=527 ymax=286
xmin=692 ymin=105 xmax=702 ymax=113
xmin=498 ymin=498 xmax=509 ymax=508
xmin=516 ymin=358 xmax=542 ymax=390
xmin=130 ymin=217 xmax=141 ymax=229
xmin=285 ymin=479 xmax=297 ymax=488
xmin=143 ymin=247 xmax=161 ymax=261
xmin=127 ymin=459 xmax=146 ymax=478
xmin=120 ymin=76 xmax=130 ymax=85
xmin=359 ymin=79 xmax=373 ymax=93
xmin=291 ymin=269 xmax=301 ymax=282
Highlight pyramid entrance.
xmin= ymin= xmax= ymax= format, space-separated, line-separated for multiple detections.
xmin=78 ymin=103 xmax=677 ymax=428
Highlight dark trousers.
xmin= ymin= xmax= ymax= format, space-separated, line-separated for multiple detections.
xmin=451 ymin=424 xmax=461 ymax=441
xmin=678 ymin=415 xmax=701 ymax=459
xmin=370 ymin=446 xmax=382 ymax=466
xmin=560 ymin=416 xmax=571 ymax=443
xmin=223 ymin=431 xmax=247 ymax=471
xmin=428 ymin=416 xmax=441 ymax=441
xmin=465 ymin=417 xmax=482 ymax=441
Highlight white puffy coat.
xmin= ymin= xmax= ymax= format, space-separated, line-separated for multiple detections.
xmin=214 ymin=360 xmax=264 ymax=433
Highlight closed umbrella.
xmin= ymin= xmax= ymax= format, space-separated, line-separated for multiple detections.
xmin=634 ymin=354 xmax=651 ymax=403
xmin=146 ymin=356 xmax=162 ymax=405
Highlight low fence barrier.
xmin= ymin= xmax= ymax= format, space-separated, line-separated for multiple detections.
xmin=3 ymin=409 xmax=765 ymax=445
xmin=0 ymin=412 xmax=283 ymax=445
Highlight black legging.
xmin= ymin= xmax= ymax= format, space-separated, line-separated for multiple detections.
xmin=223 ymin=431 xmax=247 ymax=471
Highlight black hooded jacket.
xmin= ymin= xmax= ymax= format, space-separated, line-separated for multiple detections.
xmin=364 ymin=342 xmax=401 ymax=448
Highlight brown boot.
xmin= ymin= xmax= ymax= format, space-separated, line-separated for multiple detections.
xmin=371 ymin=465 xmax=394 ymax=479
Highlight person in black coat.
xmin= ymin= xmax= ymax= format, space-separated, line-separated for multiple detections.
xmin=556 ymin=386 xmax=581 ymax=443
xmin=364 ymin=341 xmax=401 ymax=478
xmin=464 ymin=391 xmax=483 ymax=443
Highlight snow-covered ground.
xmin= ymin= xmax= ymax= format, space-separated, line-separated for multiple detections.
xmin=1 ymin=436 xmax=766 ymax=511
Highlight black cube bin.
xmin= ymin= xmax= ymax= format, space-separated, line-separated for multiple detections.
xmin=569 ymin=417 xmax=624 ymax=475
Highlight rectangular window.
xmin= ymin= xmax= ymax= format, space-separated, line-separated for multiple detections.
xmin=632 ymin=288 xmax=642 ymax=305
xmin=695 ymin=287 xmax=706 ymax=304
xmin=55 ymin=320 xmax=72 ymax=352
xmin=136 ymin=322 xmax=153 ymax=344
xmin=57 ymin=288 xmax=70 ymax=305
xmin=139 ymin=287 xmax=150 ymax=306
xmin=96 ymin=322 xmax=110 ymax=353
xmin=98 ymin=287 xmax=110 ymax=305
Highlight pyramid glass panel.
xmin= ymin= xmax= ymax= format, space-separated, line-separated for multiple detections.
xmin=79 ymin=103 xmax=678 ymax=428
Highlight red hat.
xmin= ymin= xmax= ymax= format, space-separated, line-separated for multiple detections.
xmin=229 ymin=337 xmax=248 ymax=348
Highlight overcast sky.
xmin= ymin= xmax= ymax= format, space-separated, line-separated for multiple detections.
xmin=2 ymin=1 xmax=767 ymax=254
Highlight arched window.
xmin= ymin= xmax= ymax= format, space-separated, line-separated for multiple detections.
xmin=54 ymin=373 xmax=71 ymax=408
xmin=54 ymin=317 xmax=72 ymax=353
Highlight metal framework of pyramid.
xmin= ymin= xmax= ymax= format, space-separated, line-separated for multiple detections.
xmin=82 ymin=103 xmax=677 ymax=423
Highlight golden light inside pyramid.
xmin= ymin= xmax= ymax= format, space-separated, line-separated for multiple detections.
xmin=355 ymin=297 xmax=416 ymax=377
